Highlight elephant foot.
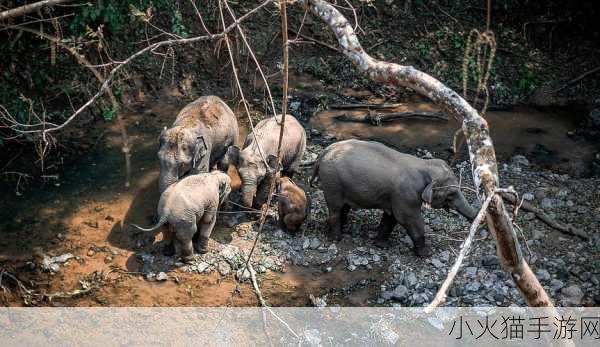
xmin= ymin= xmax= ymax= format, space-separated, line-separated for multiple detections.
xmin=162 ymin=242 xmax=175 ymax=256
xmin=414 ymin=244 xmax=432 ymax=257
xmin=327 ymin=231 xmax=343 ymax=242
xmin=195 ymin=237 xmax=210 ymax=254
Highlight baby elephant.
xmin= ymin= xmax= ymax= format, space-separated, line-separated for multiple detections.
xmin=132 ymin=171 xmax=231 ymax=260
xmin=227 ymin=114 xmax=306 ymax=208
xmin=312 ymin=139 xmax=477 ymax=257
xmin=276 ymin=177 xmax=310 ymax=233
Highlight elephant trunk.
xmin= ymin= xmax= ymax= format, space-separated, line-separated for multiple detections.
xmin=452 ymin=194 xmax=478 ymax=221
xmin=159 ymin=170 xmax=178 ymax=194
xmin=240 ymin=177 xmax=258 ymax=208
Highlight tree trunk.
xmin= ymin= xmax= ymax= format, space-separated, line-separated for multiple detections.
xmin=297 ymin=0 xmax=553 ymax=307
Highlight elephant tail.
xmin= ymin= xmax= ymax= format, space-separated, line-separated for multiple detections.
xmin=131 ymin=215 xmax=168 ymax=232
xmin=309 ymin=153 xmax=323 ymax=187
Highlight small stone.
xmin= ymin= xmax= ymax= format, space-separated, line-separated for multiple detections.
xmin=430 ymin=258 xmax=444 ymax=269
xmin=324 ymin=266 xmax=332 ymax=273
xmin=522 ymin=193 xmax=534 ymax=201
xmin=391 ymin=285 xmax=409 ymax=301
xmin=439 ymin=250 xmax=450 ymax=262
xmin=550 ymin=279 xmax=564 ymax=291
xmin=302 ymin=238 xmax=311 ymax=250
xmin=532 ymin=229 xmax=545 ymax=240
xmin=576 ymin=206 xmax=587 ymax=214
xmin=404 ymin=272 xmax=418 ymax=287
xmin=309 ymin=238 xmax=321 ymax=249
xmin=540 ymin=198 xmax=553 ymax=210
xmin=511 ymin=155 xmax=529 ymax=167
xmin=156 ymin=272 xmax=168 ymax=281
xmin=104 ymin=256 xmax=113 ymax=264
xmin=482 ymin=256 xmax=499 ymax=267
xmin=217 ymin=262 xmax=231 ymax=276
xmin=536 ymin=269 xmax=551 ymax=281
xmin=87 ymin=249 xmax=95 ymax=257
xmin=561 ymin=285 xmax=584 ymax=305
xmin=524 ymin=212 xmax=535 ymax=221
xmin=56 ymin=233 xmax=65 ymax=240
xmin=465 ymin=266 xmax=478 ymax=278
xmin=534 ymin=189 xmax=546 ymax=200
xmin=566 ymin=200 xmax=574 ymax=207
xmin=347 ymin=264 xmax=356 ymax=271
xmin=372 ymin=254 xmax=381 ymax=262
xmin=465 ymin=281 xmax=481 ymax=292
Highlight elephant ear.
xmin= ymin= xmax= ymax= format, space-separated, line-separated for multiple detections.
xmin=421 ymin=180 xmax=436 ymax=205
xmin=266 ymin=154 xmax=278 ymax=172
xmin=192 ymin=136 xmax=208 ymax=169
xmin=227 ymin=146 xmax=241 ymax=167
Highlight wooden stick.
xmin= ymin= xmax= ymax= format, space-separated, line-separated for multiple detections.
xmin=500 ymin=192 xmax=588 ymax=240
xmin=329 ymin=103 xmax=403 ymax=109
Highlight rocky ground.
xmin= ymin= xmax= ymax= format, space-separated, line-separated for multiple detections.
xmin=133 ymin=138 xmax=600 ymax=308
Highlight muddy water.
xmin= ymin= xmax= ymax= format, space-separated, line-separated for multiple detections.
xmin=310 ymin=103 xmax=596 ymax=176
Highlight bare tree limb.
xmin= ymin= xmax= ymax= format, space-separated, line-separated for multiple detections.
xmin=334 ymin=111 xmax=448 ymax=124
xmin=297 ymin=0 xmax=553 ymax=307
xmin=500 ymin=192 xmax=588 ymax=240
xmin=0 ymin=0 xmax=73 ymax=21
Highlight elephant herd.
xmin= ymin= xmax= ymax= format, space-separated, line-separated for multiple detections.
xmin=133 ymin=95 xmax=477 ymax=261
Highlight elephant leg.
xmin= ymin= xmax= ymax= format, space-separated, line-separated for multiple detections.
xmin=195 ymin=212 xmax=217 ymax=254
xmin=162 ymin=225 xmax=175 ymax=256
xmin=326 ymin=206 xmax=343 ymax=241
xmin=283 ymin=213 xmax=303 ymax=233
xmin=374 ymin=212 xmax=397 ymax=248
xmin=217 ymin=154 xmax=230 ymax=172
xmin=394 ymin=211 xmax=430 ymax=257
xmin=340 ymin=204 xmax=350 ymax=233
xmin=173 ymin=222 xmax=196 ymax=262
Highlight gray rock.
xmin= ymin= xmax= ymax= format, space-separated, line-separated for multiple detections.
xmin=561 ymin=285 xmax=584 ymax=305
xmin=391 ymin=285 xmax=409 ymax=301
xmin=217 ymin=261 xmax=231 ymax=276
xmin=439 ymin=250 xmax=450 ymax=262
xmin=534 ymin=189 xmax=546 ymax=200
xmin=430 ymin=258 xmax=444 ymax=269
xmin=511 ymin=155 xmax=530 ymax=167
xmin=404 ymin=272 xmax=418 ymax=287
xmin=156 ymin=272 xmax=168 ymax=281
xmin=541 ymin=198 xmax=553 ymax=210
xmin=465 ymin=281 xmax=481 ymax=292
xmin=532 ymin=229 xmax=545 ymax=240
xmin=522 ymin=193 xmax=534 ymax=201
xmin=309 ymin=238 xmax=321 ymax=250
xmin=465 ymin=266 xmax=478 ymax=278
xmin=482 ymin=256 xmax=500 ymax=267
xmin=536 ymin=269 xmax=551 ymax=282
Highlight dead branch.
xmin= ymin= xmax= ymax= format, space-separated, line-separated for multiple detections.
xmin=297 ymin=0 xmax=553 ymax=308
xmin=553 ymin=65 xmax=600 ymax=93
xmin=0 ymin=0 xmax=73 ymax=21
xmin=329 ymin=103 xmax=403 ymax=109
xmin=288 ymin=28 xmax=341 ymax=52
xmin=500 ymin=192 xmax=588 ymax=240
xmin=425 ymin=190 xmax=495 ymax=312
xmin=334 ymin=111 xmax=448 ymax=125
xmin=16 ymin=26 xmax=132 ymax=188
xmin=1 ymin=0 xmax=274 ymax=136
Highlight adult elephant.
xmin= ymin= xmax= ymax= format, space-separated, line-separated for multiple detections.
xmin=311 ymin=139 xmax=477 ymax=256
xmin=158 ymin=95 xmax=239 ymax=193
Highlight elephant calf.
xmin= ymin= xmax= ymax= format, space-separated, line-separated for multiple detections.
xmin=227 ymin=114 xmax=306 ymax=208
xmin=158 ymin=95 xmax=239 ymax=193
xmin=276 ymin=177 xmax=310 ymax=233
xmin=311 ymin=139 xmax=476 ymax=256
xmin=132 ymin=171 xmax=231 ymax=260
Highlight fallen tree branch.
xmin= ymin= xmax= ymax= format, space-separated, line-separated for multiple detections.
xmin=553 ymin=65 xmax=600 ymax=93
xmin=298 ymin=0 xmax=553 ymax=308
xmin=0 ymin=0 xmax=73 ymax=21
xmin=329 ymin=103 xmax=403 ymax=109
xmin=16 ymin=26 xmax=132 ymax=188
xmin=500 ymin=192 xmax=588 ymax=240
xmin=425 ymin=190 xmax=495 ymax=312
xmin=334 ymin=111 xmax=448 ymax=125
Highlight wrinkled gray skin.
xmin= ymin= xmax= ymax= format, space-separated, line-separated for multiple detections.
xmin=227 ymin=114 xmax=306 ymax=208
xmin=132 ymin=171 xmax=231 ymax=260
xmin=158 ymin=95 xmax=239 ymax=194
xmin=311 ymin=139 xmax=477 ymax=257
